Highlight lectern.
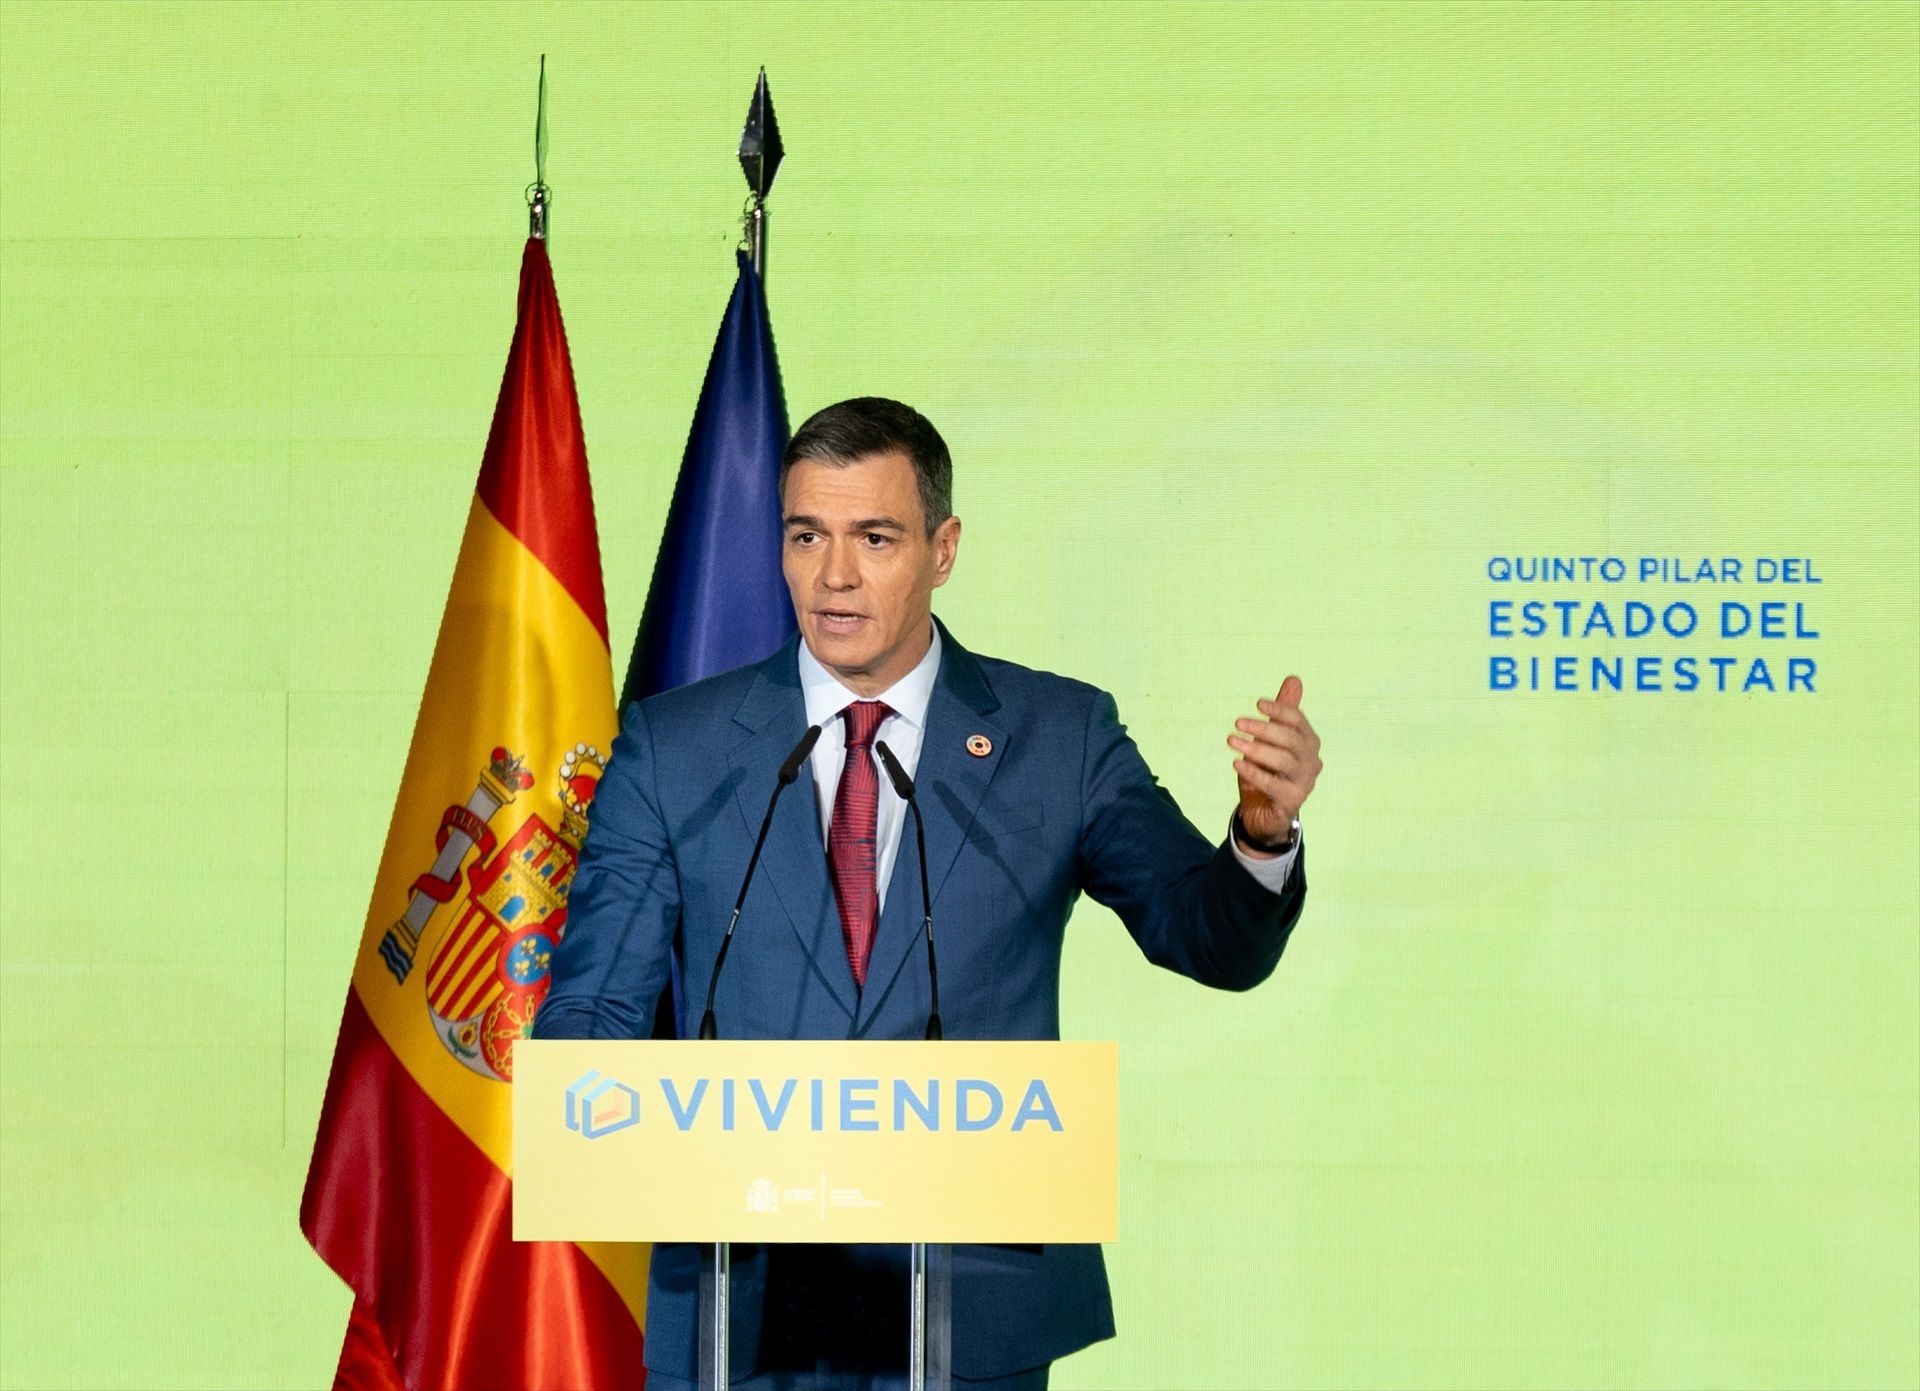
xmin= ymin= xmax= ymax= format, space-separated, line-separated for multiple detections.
xmin=514 ymin=1039 xmax=1119 ymax=1389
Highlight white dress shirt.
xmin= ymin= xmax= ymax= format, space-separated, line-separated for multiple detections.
xmin=795 ymin=620 xmax=1301 ymax=908
xmin=797 ymin=620 xmax=946 ymax=910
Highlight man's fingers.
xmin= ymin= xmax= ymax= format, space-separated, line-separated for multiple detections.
xmin=1228 ymin=732 xmax=1305 ymax=776
xmin=1277 ymin=675 xmax=1303 ymax=707
xmin=1254 ymin=697 xmax=1312 ymax=731
xmin=1236 ymin=714 xmax=1320 ymax=756
xmin=1232 ymin=758 xmax=1300 ymax=805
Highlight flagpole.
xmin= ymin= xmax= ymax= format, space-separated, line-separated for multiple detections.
xmin=528 ymin=54 xmax=551 ymax=240
xmin=738 ymin=66 xmax=782 ymax=276
xmin=701 ymin=70 xmax=781 ymax=1391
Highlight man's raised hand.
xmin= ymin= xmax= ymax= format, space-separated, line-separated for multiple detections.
xmin=1226 ymin=675 xmax=1320 ymax=853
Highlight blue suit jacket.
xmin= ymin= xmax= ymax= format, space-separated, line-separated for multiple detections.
xmin=533 ymin=616 xmax=1308 ymax=1379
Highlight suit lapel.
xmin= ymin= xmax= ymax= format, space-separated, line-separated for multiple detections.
xmin=854 ymin=619 xmax=1007 ymax=1033
xmin=729 ymin=636 xmax=858 ymax=1024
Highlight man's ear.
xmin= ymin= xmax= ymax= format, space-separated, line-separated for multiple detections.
xmin=930 ymin=515 xmax=962 ymax=588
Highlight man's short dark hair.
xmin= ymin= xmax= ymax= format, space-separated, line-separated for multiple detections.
xmin=781 ymin=397 xmax=953 ymax=534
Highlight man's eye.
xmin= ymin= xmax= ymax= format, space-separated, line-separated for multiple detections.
xmin=790 ymin=531 xmax=817 ymax=545
xmin=863 ymin=533 xmax=891 ymax=547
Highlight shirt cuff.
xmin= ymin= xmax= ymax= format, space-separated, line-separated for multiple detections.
xmin=1226 ymin=813 xmax=1300 ymax=894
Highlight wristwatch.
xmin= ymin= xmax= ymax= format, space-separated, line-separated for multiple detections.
xmin=1234 ymin=809 xmax=1300 ymax=854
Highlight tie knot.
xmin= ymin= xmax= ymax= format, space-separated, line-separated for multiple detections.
xmin=841 ymin=700 xmax=894 ymax=751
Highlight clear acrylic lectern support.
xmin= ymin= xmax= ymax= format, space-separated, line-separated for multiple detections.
xmin=699 ymin=1239 xmax=951 ymax=1389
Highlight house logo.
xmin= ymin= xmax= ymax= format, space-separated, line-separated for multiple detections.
xmin=565 ymin=1069 xmax=640 ymax=1140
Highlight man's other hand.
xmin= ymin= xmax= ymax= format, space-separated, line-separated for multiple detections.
xmin=1226 ymin=675 xmax=1320 ymax=856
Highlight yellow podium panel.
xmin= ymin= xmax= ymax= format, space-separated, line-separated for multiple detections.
xmin=512 ymin=1040 xmax=1118 ymax=1243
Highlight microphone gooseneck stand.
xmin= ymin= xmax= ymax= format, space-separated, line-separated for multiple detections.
xmin=874 ymin=741 xmax=942 ymax=1042
xmin=699 ymin=723 xmax=821 ymax=1041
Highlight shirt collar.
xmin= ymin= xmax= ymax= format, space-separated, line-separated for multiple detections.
xmin=797 ymin=618 xmax=943 ymax=731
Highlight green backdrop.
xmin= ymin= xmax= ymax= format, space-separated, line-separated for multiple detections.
xmin=2 ymin=3 xmax=1915 ymax=1387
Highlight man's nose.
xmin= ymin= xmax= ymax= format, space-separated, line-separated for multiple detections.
xmin=820 ymin=541 xmax=859 ymax=590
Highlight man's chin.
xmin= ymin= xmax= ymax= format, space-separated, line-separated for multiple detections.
xmin=805 ymin=622 xmax=879 ymax=667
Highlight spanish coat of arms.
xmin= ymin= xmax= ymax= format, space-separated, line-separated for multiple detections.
xmin=377 ymin=742 xmax=603 ymax=1081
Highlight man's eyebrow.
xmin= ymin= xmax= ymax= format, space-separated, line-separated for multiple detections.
xmin=781 ymin=514 xmax=907 ymax=533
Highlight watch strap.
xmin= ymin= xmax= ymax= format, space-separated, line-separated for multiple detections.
xmin=1234 ymin=809 xmax=1299 ymax=854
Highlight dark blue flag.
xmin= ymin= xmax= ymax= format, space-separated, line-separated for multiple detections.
xmin=620 ymin=248 xmax=794 ymax=710
xmin=619 ymin=249 xmax=794 ymax=1036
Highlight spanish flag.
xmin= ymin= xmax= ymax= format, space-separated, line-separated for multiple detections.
xmin=301 ymin=239 xmax=647 ymax=1389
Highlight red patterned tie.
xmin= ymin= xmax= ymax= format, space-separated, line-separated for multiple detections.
xmin=827 ymin=700 xmax=894 ymax=989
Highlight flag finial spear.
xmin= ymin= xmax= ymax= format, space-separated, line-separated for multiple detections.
xmin=527 ymin=54 xmax=551 ymax=240
xmin=737 ymin=66 xmax=782 ymax=276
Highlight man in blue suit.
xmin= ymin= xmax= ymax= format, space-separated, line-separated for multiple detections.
xmin=534 ymin=398 xmax=1321 ymax=1389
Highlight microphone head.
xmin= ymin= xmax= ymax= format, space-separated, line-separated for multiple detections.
xmin=873 ymin=739 xmax=915 ymax=800
xmin=778 ymin=724 xmax=823 ymax=784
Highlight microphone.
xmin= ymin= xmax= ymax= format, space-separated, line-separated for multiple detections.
xmin=874 ymin=739 xmax=942 ymax=1041
xmin=698 ymin=723 xmax=822 ymax=1040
